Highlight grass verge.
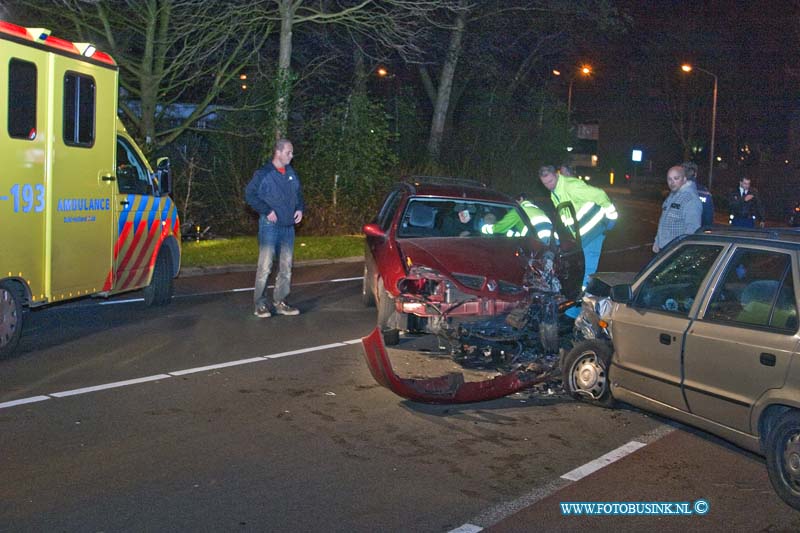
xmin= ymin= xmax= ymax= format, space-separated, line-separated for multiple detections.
xmin=180 ymin=234 xmax=365 ymax=268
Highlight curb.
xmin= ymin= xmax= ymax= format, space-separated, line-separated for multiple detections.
xmin=178 ymin=255 xmax=363 ymax=278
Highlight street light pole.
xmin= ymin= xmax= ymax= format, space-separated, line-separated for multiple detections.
xmin=377 ymin=66 xmax=398 ymax=136
xmin=681 ymin=64 xmax=718 ymax=191
xmin=554 ymin=65 xmax=591 ymax=122
xmin=708 ymin=72 xmax=718 ymax=192
xmin=567 ymin=78 xmax=574 ymax=117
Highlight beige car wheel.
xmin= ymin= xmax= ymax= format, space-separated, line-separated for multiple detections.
xmin=766 ymin=410 xmax=800 ymax=510
xmin=562 ymin=339 xmax=615 ymax=407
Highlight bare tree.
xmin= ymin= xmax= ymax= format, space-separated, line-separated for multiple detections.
xmin=425 ymin=1 xmax=468 ymax=163
xmin=16 ymin=0 xmax=273 ymax=156
xmin=661 ymin=74 xmax=707 ymax=160
xmin=261 ymin=0 xmax=453 ymax=143
xmin=418 ymin=0 xmax=621 ymax=163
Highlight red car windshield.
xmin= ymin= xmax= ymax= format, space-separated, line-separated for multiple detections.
xmin=397 ymin=198 xmax=534 ymax=239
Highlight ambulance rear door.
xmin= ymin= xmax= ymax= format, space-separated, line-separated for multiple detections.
xmin=47 ymin=52 xmax=116 ymax=301
xmin=0 ymin=35 xmax=48 ymax=304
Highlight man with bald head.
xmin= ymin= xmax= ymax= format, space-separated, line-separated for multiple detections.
xmin=653 ymin=165 xmax=702 ymax=253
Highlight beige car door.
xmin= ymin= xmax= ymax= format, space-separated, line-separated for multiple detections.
xmin=612 ymin=243 xmax=725 ymax=409
xmin=684 ymin=246 xmax=799 ymax=433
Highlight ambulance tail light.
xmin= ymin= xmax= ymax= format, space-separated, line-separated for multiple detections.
xmin=29 ymin=28 xmax=79 ymax=55
xmin=0 ymin=21 xmax=32 ymax=40
xmin=4 ymin=24 xmax=117 ymax=66
xmin=42 ymin=35 xmax=79 ymax=54
xmin=91 ymin=50 xmax=114 ymax=65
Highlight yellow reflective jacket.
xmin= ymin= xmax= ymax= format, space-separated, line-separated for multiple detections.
xmin=550 ymin=174 xmax=618 ymax=240
xmin=486 ymin=200 xmax=553 ymax=242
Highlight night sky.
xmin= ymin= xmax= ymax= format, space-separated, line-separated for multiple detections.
xmin=570 ymin=0 xmax=799 ymax=180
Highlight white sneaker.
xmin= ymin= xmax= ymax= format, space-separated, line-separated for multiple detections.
xmin=254 ymin=305 xmax=271 ymax=318
xmin=273 ymin=301 xmax=299 ymax=316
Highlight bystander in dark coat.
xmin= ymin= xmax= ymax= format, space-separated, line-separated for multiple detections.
xmin=729 ymin=177 xmax=765 ymax=228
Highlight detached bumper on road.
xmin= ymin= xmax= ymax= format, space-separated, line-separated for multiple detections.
xmin=360 ymin=327 xmax=550 ymax=404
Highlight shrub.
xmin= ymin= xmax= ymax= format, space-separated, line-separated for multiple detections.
xmin=296 ymin=93 xmax=397 ymax=235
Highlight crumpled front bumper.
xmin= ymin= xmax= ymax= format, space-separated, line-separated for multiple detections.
xmin=360 ymin=327 xmax=550 ymax=403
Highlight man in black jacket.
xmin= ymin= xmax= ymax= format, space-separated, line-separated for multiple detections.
xmin=252 ymin=139 xmax=305 ymax=318
xmin=729 ymin=177 xmax=765 ymax=228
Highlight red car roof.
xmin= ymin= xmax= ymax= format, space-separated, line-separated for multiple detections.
xmin=401 ymin=177 xmax=514 ymax=204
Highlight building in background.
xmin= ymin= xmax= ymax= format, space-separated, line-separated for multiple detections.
xmin=566 ymin=121 xmax=599 ymax=182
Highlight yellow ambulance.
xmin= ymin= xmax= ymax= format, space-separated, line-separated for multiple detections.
xmin=0 ymin=21 xmax=181 ymax=358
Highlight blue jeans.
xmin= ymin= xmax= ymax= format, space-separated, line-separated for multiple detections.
xmin=566 ymin=232 xmax=606 ymax=319
xmin=254 ymin=216 xmax=295 ymax=308
xmin=582 ymin=232 xmax=605 ymax=289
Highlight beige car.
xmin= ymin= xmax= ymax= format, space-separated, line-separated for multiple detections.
xmin=562 ymin=227 xmax=800 ymax=509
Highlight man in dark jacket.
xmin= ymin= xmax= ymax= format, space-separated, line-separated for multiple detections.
xmin=682 ymin=161 xmax=715 ymax=226
xmin=252 ymin=139 xmax=305 ymax=318
xmin=729 ymin=177 xmax=765 ymax=228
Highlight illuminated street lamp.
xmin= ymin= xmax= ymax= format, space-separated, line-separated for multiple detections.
xmin=554 ymin=65 xmax=592 ymax=118
xmin=376 ymin=66 xmax=398 ymax=135
xmin=681 ymin=63 xmax=718 ymax=191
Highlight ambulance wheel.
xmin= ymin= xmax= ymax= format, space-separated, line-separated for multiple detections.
xmin=0 ymin=282 xmax=24 ymax=359
xmin=144 ymin=249 xmax=173 ymax=307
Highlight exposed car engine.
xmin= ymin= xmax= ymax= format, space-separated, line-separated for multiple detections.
xmin=429 ymin=250 xmax=574 ymax=376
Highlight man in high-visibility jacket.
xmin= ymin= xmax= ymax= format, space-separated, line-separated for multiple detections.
xmin=539 ymin=165 xmax=618 ymax=313
xmin=481 ymin=193 xmax=554 ymax=243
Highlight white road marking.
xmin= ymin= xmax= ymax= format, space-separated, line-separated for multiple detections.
xmin=50 ymin=374 xmax=172 ymax=397
xmin=265 ymin=342 xmax=349 ymax=359
xmin=456 ymin=424 xmax=674 ymax=530
xmin=0 ymin=339 xmax=361 ymax=410
xmin=97 ymin=276 xmax=362 ymax=306
xmin=0 ymin=395 xmax=51 ymax=409
xmin=169 ymin=357 xmax=267 ymax=376
xmin=560 ymin=440 xmax=647 ymax=481
xmin=329 ymin=276 xmax=363 ymax=283
xmin=449 ymin=525 xmax=483 ymax=533
xmin=98 ymin=298 xmax=143 ymax=306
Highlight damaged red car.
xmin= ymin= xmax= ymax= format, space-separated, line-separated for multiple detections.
xmin=362 ymin=176 xmax=585 ymax=346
